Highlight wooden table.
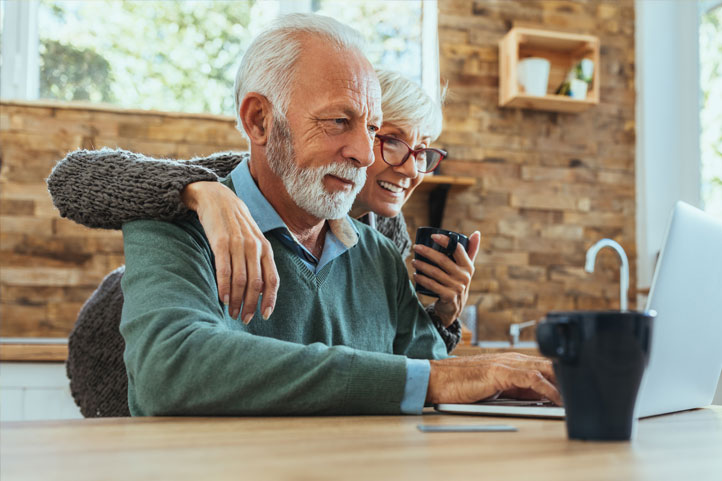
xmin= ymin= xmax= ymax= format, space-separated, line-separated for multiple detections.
xmin=2 ymin=407 xmax=721 ymax=481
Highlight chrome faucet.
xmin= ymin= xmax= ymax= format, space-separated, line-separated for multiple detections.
xmin=508 ymin=320 xmax=537 ymax=346
xmin=585 ymin=239 xmax=629 ymax=311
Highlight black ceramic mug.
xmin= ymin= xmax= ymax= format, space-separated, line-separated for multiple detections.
xmin=414 ymin=227 xmax=470 ymax=297
xmin=536 ymin=310 xmax=655 ymax=441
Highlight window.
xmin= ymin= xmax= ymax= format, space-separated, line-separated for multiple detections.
xmin=35 ymin=0 xmax=274 ymax=115
xmin=312 ymin=0 xmax=423 ymax=85
xmin=1 ymin=0 xmax=437 ymax=116
xmin=700 ymin=2 xmax=722 ymax=218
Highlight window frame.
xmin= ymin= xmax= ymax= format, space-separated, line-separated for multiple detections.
xmin=0 ymin=0 xmax=40 ymax=100
xmin=634 ymin=0 xmax=704 ymax=295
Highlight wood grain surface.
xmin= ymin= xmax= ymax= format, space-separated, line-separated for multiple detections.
xmin=0 ymin=342 xmax=68 ymax=362
xmin=2 ymin=407 xmax=720 ymax=481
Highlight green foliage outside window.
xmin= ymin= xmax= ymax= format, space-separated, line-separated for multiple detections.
xmin=36 ymin=0 xmax=423 ymax=117
xmin=40 ymin=39 xmax=114 ymax=102
xmin=38 ymin=0 xmax=268 ymax=115
xmin=314 ymin=0 xmax=422 ymax=84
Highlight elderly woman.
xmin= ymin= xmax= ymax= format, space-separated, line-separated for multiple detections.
xmin=48 ymin=70 xmax=480 ymax=415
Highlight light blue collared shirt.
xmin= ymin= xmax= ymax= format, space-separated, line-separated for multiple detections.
xmin=230 ymin=159 xmax=354 ymax=273
xmin=229 ymin=159 xmax=430 ymax=414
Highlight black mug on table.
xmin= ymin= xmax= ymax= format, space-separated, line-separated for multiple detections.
xmin=536 ymin=310 xmax=655 ymax=441
xmin=414 ymin=227 xmax=470 ymax=297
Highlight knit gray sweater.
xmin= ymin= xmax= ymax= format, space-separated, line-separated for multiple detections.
xmin=48 ymin=149 xmax=461 ymax=415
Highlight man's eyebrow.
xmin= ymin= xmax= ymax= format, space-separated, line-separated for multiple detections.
xmin=317 ymin=104 xmax=382 ymax=126
xmin=366 ymin=106 xmax=382 ymax=124
xmin=316 ymin=105 xmax=358 ymax=117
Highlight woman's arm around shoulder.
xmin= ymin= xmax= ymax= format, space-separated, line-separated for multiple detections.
xmin=46 ymin=148 xmax=245 ymax=229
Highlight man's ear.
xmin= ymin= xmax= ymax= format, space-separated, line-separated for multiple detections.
xmin=239 ymin=93 xmax=273 ymax=146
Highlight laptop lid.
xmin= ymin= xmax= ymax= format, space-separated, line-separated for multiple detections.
xmin=635 ymin=201 xmax=722 ymax=417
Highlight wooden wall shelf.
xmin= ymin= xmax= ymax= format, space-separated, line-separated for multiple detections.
xmin=417 ymin=175 xmax=475 ymax=228
xmin=418 ymin=174 xmax=476 ymax=190
xmin=499 ymin=27 xmax=600 ymax=113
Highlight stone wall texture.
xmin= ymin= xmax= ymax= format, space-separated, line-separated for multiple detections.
xmin=0 ymin=0 xmax=636 ymax=341
xmin=0 ymin=103 xmax=248 ymax=337
xmin=407 ymin=0 xmax=637 ymax=341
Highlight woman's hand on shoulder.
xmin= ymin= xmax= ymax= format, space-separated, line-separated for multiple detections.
xmin=181 ymin=181 xmax=279 ymax=324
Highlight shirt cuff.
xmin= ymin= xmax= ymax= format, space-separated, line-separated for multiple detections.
xmin=399 ymin=358 xmax=431 ymax=414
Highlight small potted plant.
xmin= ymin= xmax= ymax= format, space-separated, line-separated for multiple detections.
xmin=555 ymin=59 xmax=594 ymax=99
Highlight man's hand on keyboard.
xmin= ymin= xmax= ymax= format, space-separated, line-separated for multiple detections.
xmin=425 ymin=352 xmax=562 ymax=406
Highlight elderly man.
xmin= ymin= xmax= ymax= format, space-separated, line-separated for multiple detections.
xmin=120 ymin=13 xmax=560 ymax=416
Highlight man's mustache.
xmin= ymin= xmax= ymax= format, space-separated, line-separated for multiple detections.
xmin=316 ymin=161 xmax=367 ymax=190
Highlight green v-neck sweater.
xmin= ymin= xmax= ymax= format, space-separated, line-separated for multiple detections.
xmin=120 ymin=213 xmax=448 ymax=416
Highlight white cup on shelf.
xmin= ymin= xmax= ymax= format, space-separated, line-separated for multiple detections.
xmin=569 ymin=78 xmax=589 ymax=99
xmin=517 ymin=57 xmax=550 ymax=96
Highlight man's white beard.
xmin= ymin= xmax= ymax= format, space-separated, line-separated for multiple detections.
xmin=266 ymin=115 xmax=365 ymax=220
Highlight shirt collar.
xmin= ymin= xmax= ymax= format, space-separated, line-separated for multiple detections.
xmin=226 ymin=157 xmax=358 ymax=248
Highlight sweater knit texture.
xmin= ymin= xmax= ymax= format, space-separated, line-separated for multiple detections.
xmin=66 ymin=266 xmax=131 ymax=417
xmin=121 ymin=211 xmax=448 ymax=416
xmin=51 ymin=149 xmax=461 ymax=417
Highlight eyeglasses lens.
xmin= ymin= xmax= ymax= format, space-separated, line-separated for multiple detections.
xmin=417 ymin=150 xmax=441 ymax=173
xmin=381 ymin=138 xmax=406 ymax=164
xmin=382 ymin=139 xmax=441 ymax=173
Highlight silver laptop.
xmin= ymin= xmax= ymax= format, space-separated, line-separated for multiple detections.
xmin=436 ymin=201 xmax=722 ymax=419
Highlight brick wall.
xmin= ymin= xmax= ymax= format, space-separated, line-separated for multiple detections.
xmin=0 ymin=102 xmax=248 ymax=337
xmin=423 ymin=0 xmax=637 ymax=341
xmin=0 ymin=0 xmax=636 ymax=341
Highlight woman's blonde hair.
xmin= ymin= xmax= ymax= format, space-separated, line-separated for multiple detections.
xmin=376 ymin=69 xmax=445 ymax=143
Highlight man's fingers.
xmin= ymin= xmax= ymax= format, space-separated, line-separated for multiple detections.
xmin=533 ymin=358 xmax=557 ymax=386
xmin=511 ymin=369 xmax=562 ymax=406
xmin=534 ymin=376 xmax=562 ymax=406
xmin=510 ymin=356 xmax=557 ymax=386
xmin=496 ymin=353 xmax=557 ymax=385
xmin=428 ymin=357 xmax=563 ymax=406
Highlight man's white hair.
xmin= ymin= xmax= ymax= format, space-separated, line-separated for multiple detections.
xmin=233 ymin=13 xmax=366 ymax=134
xmin=376 ymin=69 xmax=445 ymax=143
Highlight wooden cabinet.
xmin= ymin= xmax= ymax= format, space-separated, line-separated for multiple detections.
xmin=0 ymin=361 xmax=81 ymax=421
xmin=499 ymin=27 xmax=600 ymax=113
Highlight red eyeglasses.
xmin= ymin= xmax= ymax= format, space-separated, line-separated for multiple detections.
xmin=375 ymin=134 xmax=447 ymax=173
